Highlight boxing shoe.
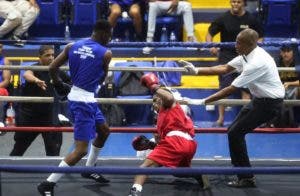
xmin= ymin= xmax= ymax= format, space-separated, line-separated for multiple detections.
xmin=128 ymin=187 xmax=142 ymax=196
xmin=227 ymin=177 xmax=256 ymax=188
xmin=81 ymin=173 xmax=110 ymax=183
xmin=37 ymin=181 xmax=56 ymax=196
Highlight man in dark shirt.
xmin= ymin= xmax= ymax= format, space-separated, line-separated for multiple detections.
xmin=10 ymin=45 xmax=71 ymax=156
xmin=206 ymin=0 xmax=263 ymax=127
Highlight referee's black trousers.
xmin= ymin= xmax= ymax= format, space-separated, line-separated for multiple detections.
xmin=227 ymin=98 xmax=283 ymax=179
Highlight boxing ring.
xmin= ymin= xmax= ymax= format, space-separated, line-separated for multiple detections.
xmin=1 ymin=40 xmax=300 ymax=196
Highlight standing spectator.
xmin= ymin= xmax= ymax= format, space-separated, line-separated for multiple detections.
xmin=0 ymin=43 xmax=11 ymax=124
xmin=9 ymin=45 xmax=71 ymax=156
xmin=206 ymin=0 xmax=263 ymax=127
xmin=0 ymin=0 xmax=39 ymax=40
xmin=184 ymin=28 xmax=285 ymax=187
xmin=108 ymin=0 xmax=144 ymax=41
xmin=146 ymin=0 xmax=195 ymax=42
xmin=37 ymin=20 xmax=112 ymax=196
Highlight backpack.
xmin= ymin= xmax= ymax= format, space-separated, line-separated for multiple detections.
xmin=98 ymin=77 xmax=127 ymax=126
xmin=118 ymin=65 xmax=149 ymax=96
xmin=156 ymin=61 xmax=181 ymax=86
xmin=101 ymin=104 xmax=127 ymax=126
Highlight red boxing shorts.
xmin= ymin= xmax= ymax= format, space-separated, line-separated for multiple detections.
xmin=147 ymin=135 xmax=197 ymax=167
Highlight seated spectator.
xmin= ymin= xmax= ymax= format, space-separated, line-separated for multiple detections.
xmin=108 ymin=0 xmax=144 ymax=41
xmin=146 ymin=0 xmax=195 ymax=42
xmin=265 ymin=45 xmax=299 ymax=128
xmin=0 ymin=43 xmax=12 ymax=123
xmin=278 ymin=45 xmax=299 ymax=98
xmin=10 ymin=45 xmax=71 ymax=156
xmin=0 ymin=0 xmax=39 ymax=40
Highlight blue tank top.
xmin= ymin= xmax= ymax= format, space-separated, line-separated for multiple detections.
xmin=68 ymin=39 xmax=107 ymax=92
xmin=0 ymin=56 xmax=4 ymax=82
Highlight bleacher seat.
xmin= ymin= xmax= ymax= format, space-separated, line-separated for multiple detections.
xmin=28 ymin=0 xmax=64 ymax=37
xmin=153 ymin=16 xmax=183 ymax=42
xmin=113 ymin=15 xmax=182 ymax=42
xmin=69 ymin=0 xmax=100 ymax=37
xmin=112 ymin=17 xmax=135 ymax=41
xmin=261 ymin=0 xmax=298 ymax=37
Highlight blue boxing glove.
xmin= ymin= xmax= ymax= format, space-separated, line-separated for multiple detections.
xmin=132 ymin=135 xmax=156 ymax=151
xmin=52 ymin=80 xmax=71 ymax=98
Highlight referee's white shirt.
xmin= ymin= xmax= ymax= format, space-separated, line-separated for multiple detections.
xmin=228 ymin=46 xmax=285 ymax=98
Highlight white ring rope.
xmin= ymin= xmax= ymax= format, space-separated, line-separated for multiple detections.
xmin=0 ymin=65 xmax=296 ymax=72
xmin=0 ymin=96 xmax=299 ymax=106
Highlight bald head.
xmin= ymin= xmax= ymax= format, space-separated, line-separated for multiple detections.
xmin=238 ymin=28 xmax=258 ymax=47
xmin=235 ymin=28 xmax=258 ymax=55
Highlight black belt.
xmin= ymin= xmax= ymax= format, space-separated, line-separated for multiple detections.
xmin=254 ymin=97 xmax=283 ymax=102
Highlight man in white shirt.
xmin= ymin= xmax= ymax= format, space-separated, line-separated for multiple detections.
xmin=183 ymin=28 xmax=285 ymax=188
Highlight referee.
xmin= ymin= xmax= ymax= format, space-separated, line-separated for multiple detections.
xmin=183 ymin=28 xmax=285 ymax=188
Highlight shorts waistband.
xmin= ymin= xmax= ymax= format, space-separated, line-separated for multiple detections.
xmin=68 ymin=86 xmax=96 ymax=103
xmin=166 ymin=130 xmax=193 ymax=141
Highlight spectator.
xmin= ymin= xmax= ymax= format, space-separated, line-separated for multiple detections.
xmin=206 ymin=0 xmax=263 ymax=127
xmin=9 ymin=45 xmax=71 ymax=156
xmin=0 ymin=43 xmax=11 ymax=123
xmin=0 ymin=0 xmax=39 ymax=40
xmin=146 ymin=0 xmax=195 ymax=42
xmin=266 ymin=45 xmax=299 ymax=128
xmin=108 ymin=0 xmax=144 ymax=41
xmin=277 ymin=45 xmax=299 ymax=88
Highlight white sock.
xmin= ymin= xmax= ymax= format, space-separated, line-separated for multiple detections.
xmin=47 ymin=160 xmax=69 ymax=183
xmin=132 ymin=184 xmax=143 ymax=192
xmin=86 ymin=145 xmax=101 ymax=166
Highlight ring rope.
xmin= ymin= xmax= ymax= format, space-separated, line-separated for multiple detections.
xmin=1 ymin=126 xmax=300 ymax=133
xmin=0 ymin=65 xmax=296 ymax=72
xmin=0 ymin=40 xmax=299 ymax=47
xmin=0 ymin=165 xmax=300 ymax=175
xmin=0 ymin=96 xmax=300 ymax=106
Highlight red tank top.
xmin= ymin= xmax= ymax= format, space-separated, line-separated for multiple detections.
xmin=156 ymin=103 xmax=195 ymax=139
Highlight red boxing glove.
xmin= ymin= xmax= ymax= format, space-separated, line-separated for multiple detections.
xmin=0 ymin=88 xmax=8 ymax=96
xmin=132 ymin=135 xmax=156 ymax=151
xmin=140 ymin=73 xmax=160 ymax=93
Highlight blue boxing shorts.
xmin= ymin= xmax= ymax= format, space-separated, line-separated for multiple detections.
xmin=68 ymin=100 xmax=106 ymax=141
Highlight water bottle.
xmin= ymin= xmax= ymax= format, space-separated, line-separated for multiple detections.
xmin=160 ymin=26 xmax=168 ymax=42
xmin=5 ymin=103 xmax=15 ymax=127
xmin=64 ymin=24 xmax=70 ymax=40
xmin=170 ymin=31 xmax=177 ymax=42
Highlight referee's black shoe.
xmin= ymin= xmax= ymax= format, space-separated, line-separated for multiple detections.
xmin=81 ymin=173 xmax=110 ymax=183
xmin=37 ymin=181 xmax=56 ymax=196
xmin=227 ymin=177 xmax=256 ymax=188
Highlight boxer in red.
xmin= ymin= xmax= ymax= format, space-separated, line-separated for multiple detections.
xmin=129 ymin=72 xmax=209 ymax=196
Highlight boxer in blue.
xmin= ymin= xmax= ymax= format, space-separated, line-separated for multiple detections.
xmin=38 ymin=19 xmax=112 ymax=196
